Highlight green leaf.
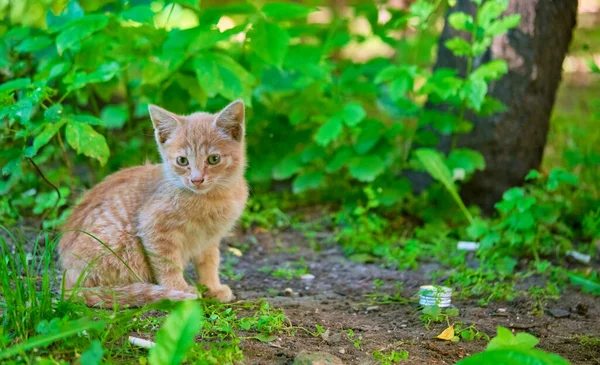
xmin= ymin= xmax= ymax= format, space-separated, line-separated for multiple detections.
xmin=120 ymin=6 xmax=155 ymax=23
xmin=477 ymin=0 xmax=509 ymax=26
xmin=569 ymin=273 xmax=600 ymax=295
xmin=0 ymin=318 xmax=105 ymax=361
xmin=447 ymin=149 xmax=485 ymax=175
xmin=273 ymin=155 xmax=302 ymax=180
xmin=212 ymin=53 xmax=256 ymax=102
xmin=2 ymin=157 xmax=21 ymax=176
xmin=445 ymin=37 xmax=472 ymax=56
xmin=448 ymin=12 xmax=474 ymax=32
xmin=79 ymin=340 xmax=104 ymax=365
xmin=326 ymin=147 xmax=354 ymax=173
xmin=486 ymin=14 xmax=521 ymax=36
xmin=457 ymin=349 xmax=570 ymax=365
xmin=25 ymin=121 xmax=66 ymax=158
xmin=342 ymin=102 xmax=366 ymax=126
xmin=355 ymin=120 xmax=384 ymax=154
xmin=0 ymin=78 xmax=31 ymax=93
xmin=547 ymin=168 xmax=578 ymax=191
xmin=65 ymin=121 xmax=110 ymax=166
xmin=253 ymin=334 xmax=278 ymax=343
xmin=16 ymin=36 xmax=53 ymax=52
xmin=44 ymin=104 xmax=63 ymax=123
xmin=467 ymin=217 xmax=488 ymax=240
xmin=193 ymin=55 xmax=223 ymax=97
xmin=56 ymin=14 xmax=109 ymax=54
xmin=251 ymin=20 xmax=289 ymax=67
xmin=314 ymin=116 xmax=344 ymax=147
xmin=292 ymin=172 xmax=324 ymax=193
xmin=261 ymin=2 xmax=315 ymax=20
xmin=463 ymin=77 xmax=488 ymax=111
xmin=72 ymin=115 xmax=104 ymax=126
xmin=377 ymin=179 xmax=412 ymax=207
xmin=101 ymin=105 xmax=128 ymax=129
xmin=414 ymin=148 xmax=473 ymax=223
xmin=149 ymin=301 xmax=204 ymax=365
xmin=479 ymin=96 xmax=507 ymax=116
xmin=487 ymin=327 xmax=539 ymax=351
xmin=525 ymin=170 xmax=541 ymax=181
xmin=66 ymin=62 xmax=120 ymax=91
xmin=471 ymin=60 xmax=508 ymax=81
xmin=347 ymin=156 xmax=385 ymax=182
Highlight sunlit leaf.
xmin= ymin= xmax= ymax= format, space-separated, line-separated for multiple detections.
xmin=148 ymin=301 xmax=204 ymax=365
xmin=261 ymin=2 xmax=315 ymax=20
xmin=65 ymin=121 xmax=110 ymax=166
xmin=56 ymin=14 xmax=109 ymax=54
xmin=250 ymin=20 xmax=289 ymax=67
xmin=347 ymin=156 xmax=384 ymax=182
xmin=314 ymin=116 xmax=343 ymax=146
xmin=435 ymin=325 xmax=455 ymax=340
xmin=292 ymin=172 xmax=324 ymax=193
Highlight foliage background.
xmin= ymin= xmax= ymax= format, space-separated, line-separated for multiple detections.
xmin=0 ymin=0 xmax=599 ymax=363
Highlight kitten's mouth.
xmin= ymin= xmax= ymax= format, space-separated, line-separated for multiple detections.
xmin=185 ymin=183 xmax=211 ymax=194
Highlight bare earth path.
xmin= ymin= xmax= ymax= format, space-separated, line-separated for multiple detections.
xmin=225 ymin=231 xmax=600 ymax=364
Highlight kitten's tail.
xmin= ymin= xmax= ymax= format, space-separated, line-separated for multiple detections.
xmin=75 ymin=283 xmax=197 ymax=308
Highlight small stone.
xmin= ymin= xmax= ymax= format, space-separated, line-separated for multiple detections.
xmin=400 ymin=324 xmax=408 ymax=328
xmin=548 ymin=308 xmax=570 ymax=318
xmin=497 ymin=308 xmax=507 ymax=313
xmin=294 ymin=351 xmax=344 ymax=365
xmin=284 ymin=288 xmax=294 ymax=297
xmin=339 ymin=348 xmax=346 ymax=354
xmin=366 ymin=306 xmax=379 ymax=312
xmin=301 ymin=274 xmax=316 ymax=281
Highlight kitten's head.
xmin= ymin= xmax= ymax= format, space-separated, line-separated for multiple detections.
xmin=149 ymin=100 xmax=246 ymax=194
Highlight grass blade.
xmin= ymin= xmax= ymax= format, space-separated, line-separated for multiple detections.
xmin=415 ymin=148 xmax=474 ymax=224
xmin=0 ymin=318 xmax=105 ymax=360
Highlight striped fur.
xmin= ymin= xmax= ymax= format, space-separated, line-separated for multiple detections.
xmin=59 ymin=101 xmax=248 ymax=308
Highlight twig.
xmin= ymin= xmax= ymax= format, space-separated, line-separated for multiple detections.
xmin=27 ymin=157 xmax=61 ymax=227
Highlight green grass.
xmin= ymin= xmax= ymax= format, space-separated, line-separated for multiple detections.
xmin=0 ymin=228 xmax=288 ymax=364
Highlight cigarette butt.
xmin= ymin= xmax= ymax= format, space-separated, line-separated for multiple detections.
xmin=128 ymin=336 xmax=155 ymax=349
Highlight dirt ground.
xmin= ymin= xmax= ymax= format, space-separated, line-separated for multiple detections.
xmin=225 ymin=230 xmax=600 ymax=365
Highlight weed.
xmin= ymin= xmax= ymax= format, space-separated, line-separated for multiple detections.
xmin=345 ymin=329 xmax=363 ymax=349
xmin=365 ymin=281 xmax=408 ymax=305
xmin=264 ymin=259 xmax=310 ymax=280
xmin=419 ymin=306 xmax=459 ymax=330
xmin=373 ymin=348 xmax=409 ymax=364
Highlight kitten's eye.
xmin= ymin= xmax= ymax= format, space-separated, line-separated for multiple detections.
xmin=176 ymin=156 xmax=189 ymax=166
xmin=207 ymin=154 xmax=221 ymax=165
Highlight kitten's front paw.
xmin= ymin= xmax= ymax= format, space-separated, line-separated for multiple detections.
xmin=207 ymin=285 xmax=234 ymax=302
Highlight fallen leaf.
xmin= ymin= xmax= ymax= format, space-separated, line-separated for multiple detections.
xmin=228 ymin=247 xmax=243 ymax=257
xmin=435 ymin=325 xmax=455 ymax=341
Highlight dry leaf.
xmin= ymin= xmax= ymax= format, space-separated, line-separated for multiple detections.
xmin=228 ymin=247 xmax=243 ymax=257
xmin=435 ymin=325 xmax=455 ymax=341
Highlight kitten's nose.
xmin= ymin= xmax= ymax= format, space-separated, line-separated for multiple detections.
xmin=191 ymin=176 xmax=205 ymax=186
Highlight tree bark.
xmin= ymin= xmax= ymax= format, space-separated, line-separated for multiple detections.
xmin=432 ymin=0 xmax=578 ymax=213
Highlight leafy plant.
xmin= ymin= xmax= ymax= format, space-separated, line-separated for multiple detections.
xmin=457 ymin=326 xmax=570 ymax=365
xmin=373 ymin=348 xmax=409 ymax=364
xmin=148 ymin=300 xmax=204 ymax=365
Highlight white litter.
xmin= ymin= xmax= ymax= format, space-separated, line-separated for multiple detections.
xmin=457 ymin=241 xmax=480 ymax=251
xmin=566 ymin=250 xmax=591 ymax=264
xmin=419 ymin=285 xmax=453 ymax=308
xmin=300 ymin=274 xmax=315 ymax=281
xmin=128 ymin=336 xmax=155 ymax=349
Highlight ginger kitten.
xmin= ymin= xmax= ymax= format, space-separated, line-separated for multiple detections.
xmin=59 ymin=100 xmax=248 ymax=307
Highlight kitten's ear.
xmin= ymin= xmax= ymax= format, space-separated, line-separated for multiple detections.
xmin=213 ymin=100 xmax=245 ymax=142
xmin=149 ymin=104 xmax=180 ymax=144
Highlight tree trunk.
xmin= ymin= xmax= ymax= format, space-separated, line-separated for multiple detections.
xmin=433 ymin=0 xmax=578 ymax=213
